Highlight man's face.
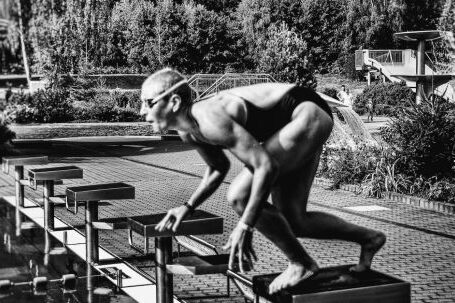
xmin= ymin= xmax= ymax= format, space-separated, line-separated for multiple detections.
xmin=140 ymin=83 xmax=173 ymax=132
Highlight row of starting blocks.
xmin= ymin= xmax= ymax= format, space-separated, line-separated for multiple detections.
xmin=1 ymin=155 xmax=234 ymax=303
xmin=1 ymin=155 xmax=412 ymax=303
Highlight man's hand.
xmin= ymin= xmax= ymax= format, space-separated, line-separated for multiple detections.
xmin=223 ymin=223 xmax=257 ymax=273
xmin=155 ymin=205 xmax=190 ymax=233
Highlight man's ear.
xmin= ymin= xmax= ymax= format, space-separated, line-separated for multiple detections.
xmin=170 ymin=94 xmax=182 ymax=112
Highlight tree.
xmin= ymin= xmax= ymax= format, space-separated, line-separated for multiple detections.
xmin=0 ymin=0 xmax=23 ymax=74
xmin=257 ymin=23 xmax=316 ymax=88
xmin=182 ymin=3 xmax=240 ymax=73
xmin=299 ymin=0 xmax=346 ymax=72
xmin=439 ymin=0 xmax=455 ymax=32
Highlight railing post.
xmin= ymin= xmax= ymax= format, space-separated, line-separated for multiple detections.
xmin=155 ymin=237 xmax=173 ymax=303
xmin=14 ymin=166 xmax=24 ymax=236
xmin=43 ymin=180 xmax=54 ymax=230
xmin=86 ymin=201 xmax=99 ymax=265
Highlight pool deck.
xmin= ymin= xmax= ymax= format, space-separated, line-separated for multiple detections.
xmin=0 ymin=139 xmax=454 ymax=303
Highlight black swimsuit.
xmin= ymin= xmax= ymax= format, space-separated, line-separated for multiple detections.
xmin=243 ymin=86 xmax=333 ymax=142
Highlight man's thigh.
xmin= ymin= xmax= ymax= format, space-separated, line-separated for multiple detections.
xmin=262 ymin=102 xmax=331 ymax=175
xmin=271 ymin=149 xmax=321 ymax=217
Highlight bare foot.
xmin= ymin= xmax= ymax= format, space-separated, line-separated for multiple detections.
xmin=350 ymin=232 xmax=386 ymax=272
xmin=268 ymin=262 xmax=318 ymax=295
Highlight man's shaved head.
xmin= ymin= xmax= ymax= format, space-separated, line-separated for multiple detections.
xmin=141 ymin=68 xmax=192 ymax=103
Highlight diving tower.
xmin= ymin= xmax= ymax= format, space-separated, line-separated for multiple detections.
xmin=355 ymin=30 xmax=455 ymax=103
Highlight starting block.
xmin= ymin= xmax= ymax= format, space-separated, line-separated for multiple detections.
xmin=28 ymin=165 xmax=83 ymax=231
xmin=252 ymin=264 xmax=410 ymax=303
xmin=127 ymin=210 xmax=224 ymax=303
xmin=65 ymin=182 xmax=135 ymax=265
xmin=1 ymin=156 xmax=49 ymax=236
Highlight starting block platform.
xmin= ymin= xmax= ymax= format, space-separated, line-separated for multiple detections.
xmin=253 ymin=265 xmax=410 ymax=303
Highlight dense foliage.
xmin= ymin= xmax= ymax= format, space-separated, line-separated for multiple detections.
xmin=257 ymin=23 xmax=315 ymax=88
xmin=381 ymin=96 xmax=455 ymax=180
xmin=4 ymin=86 xmax=141 ymax=124
xmin=1 ymin=0 xmax=451 ymax=81
xmin=320 ymin=95 xmax=455 ymax=203
xmin=0 ymin=118 xmax=15 ymax=146
xmin=352 ymin=82 xmax=415 ymax=115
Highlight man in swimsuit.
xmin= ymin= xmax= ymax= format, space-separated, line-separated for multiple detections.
xmin=141 ymin=68 xmax=386 ymax=294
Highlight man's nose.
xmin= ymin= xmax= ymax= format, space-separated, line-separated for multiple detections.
xmin=139 ymin=102 xmax=147 ymax=116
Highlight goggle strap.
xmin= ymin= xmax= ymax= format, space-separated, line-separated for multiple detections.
xmin=148 ymin=79 xmax=188 ymax=104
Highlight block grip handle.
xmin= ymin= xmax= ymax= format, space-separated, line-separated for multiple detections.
xmin=65 ymin=196 xmax=78 ymax=214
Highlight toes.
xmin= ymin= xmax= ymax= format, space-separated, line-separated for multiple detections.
xmin=269 ymin=276 xmax=282 ymax=294
xmin=349 ymin=264 xmax=368 ymax=272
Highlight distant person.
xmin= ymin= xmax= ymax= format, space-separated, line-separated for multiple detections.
xmin=5 ymin=82 xmax=12 ymax=103
xmin=366 ymin=98 xmax=374 ymax=122
xmin=345 ymin=88 xmax=353 ymax=107
xmin=142 ymin=68 xmax=386 ymax=294
xmin=337 ymin=85 xmax=348 ymax=104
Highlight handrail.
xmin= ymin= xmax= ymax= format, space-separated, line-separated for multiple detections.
xmin=188 ymin=73 xmax=277 ymax=98
xmin=199 ymin=74 xmax=230 ymax=96
xmin=364 ymin=57 xmax=401 ymax=83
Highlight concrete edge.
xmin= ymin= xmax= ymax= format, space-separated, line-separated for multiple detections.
xmin=313 ymin=178 xmax=455 ymax=215
xmin=12 ymin=135 xmax=179 ymax=146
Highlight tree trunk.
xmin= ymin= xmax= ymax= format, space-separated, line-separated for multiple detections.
xmin=16 ymin=0 xmax=31 ymax=88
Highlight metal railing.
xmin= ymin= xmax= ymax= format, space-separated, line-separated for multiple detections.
xmin=355 ymin=49 xmax=405 ymax=70
xmin=368 ymin=50 xmax=404 ymax=65
xmin=188 ymin=73 xmax=277 ymax=98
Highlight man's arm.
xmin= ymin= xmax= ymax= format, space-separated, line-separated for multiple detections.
xmin=211 ymin=119 xmax=278 ymax=227
xmin=181 ymin=133 xmax=230 ymax=210
xmin=155 ymin=133 xmax=230 ymax=232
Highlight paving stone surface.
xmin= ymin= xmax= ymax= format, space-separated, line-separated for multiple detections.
xmin=1 ymin=141 xmax=454 ymax=302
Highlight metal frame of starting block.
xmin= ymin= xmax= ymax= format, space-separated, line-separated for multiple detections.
xmin=65 ymin=182 xmax=135 ymax=266
xmin=2 ymin=156 xmax=49 ymax=236
xmin=127 ymin=210 xmax=224 ymax=303
xmin=27 ymin=165 xmax=83 ymax=231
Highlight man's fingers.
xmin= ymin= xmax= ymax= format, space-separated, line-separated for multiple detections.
xmin=244 ymin=250 xmax=254 ymax=270
xmin=172 ymin=218 xmax=182 ymax=233
xmin=157 ymin=213 xmax=173 ymax=232
xmin=228 ymin=242 xmax=236 ymax=270
xmin=249 ymin=245 xmax=258 ymax=261
xmin=239 ymin=246 xmax=245 ymax=273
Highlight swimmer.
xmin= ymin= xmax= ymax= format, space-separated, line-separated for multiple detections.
xmin=144 ymin=68 xmax=386 ymax=294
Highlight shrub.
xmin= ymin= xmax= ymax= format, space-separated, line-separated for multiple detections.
xmin=353 ymin=82 xmax=415 ymax=115
xmin=0 ymin=119 xmax=15 ymax=145
xmin=318 ymin=144 xmax=383 ymax=188
xmin=6 ymin=89 xmax=73 ymax=123
xmin=362 ymin=154 xmax=412 ymax=198
xmin=6 ymin=87 xmax=142 ymax=123
xmin=29 ymin=89 xmax=73 ymax=123
xmin=321 ymin=87 xmax=339 ymax=100
xmin=426 ymin=179 xmax=455 ymax=204
xmin=108 ymin=90 xmax=142 ymax=110
xmin=4 ymin=104 xmax=38 ymax=124
xmin=380 ymin=96 xmax=455 ymax=181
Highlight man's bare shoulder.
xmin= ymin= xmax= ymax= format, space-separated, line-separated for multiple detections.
xmin=192 ymin=101 xmax=240 ymax=146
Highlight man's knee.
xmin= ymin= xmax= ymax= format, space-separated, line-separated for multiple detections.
xmin=226 ymin=187 xmax=248 ymax=215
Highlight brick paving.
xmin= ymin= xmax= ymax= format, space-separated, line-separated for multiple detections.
xmin=1 ymin=141 xmax=454 ymax=302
